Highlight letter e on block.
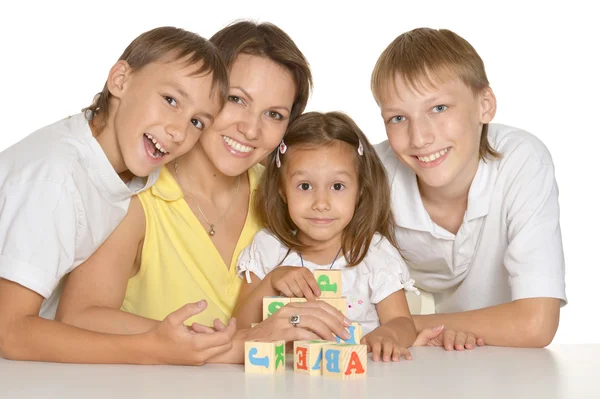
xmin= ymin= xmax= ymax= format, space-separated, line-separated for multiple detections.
xmin=294 ymin=340 xmax=330 ymax=376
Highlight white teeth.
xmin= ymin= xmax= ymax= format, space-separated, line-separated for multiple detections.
xmin=145 ymin=133 xmax=168 ymax=154
xmin=223 ymin=136 xmax=254 ymax=153
xmin=417 ymin=148 xmax=448 ymax=163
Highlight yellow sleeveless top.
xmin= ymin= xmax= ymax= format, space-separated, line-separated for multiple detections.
xmin=121 ymin=165 xmax=264 ymax=325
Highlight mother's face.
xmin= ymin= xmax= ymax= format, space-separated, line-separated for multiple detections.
xmin=199 ymin=53 xmax=296 ymax=176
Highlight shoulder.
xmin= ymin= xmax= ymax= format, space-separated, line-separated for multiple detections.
xmin=251 ymin=229 xmax=286 ymax=249
xmin=0 ymin=115 xmax=91 ymax=188
xmin=364 ymin=234 xmax=403 ymax=264
xmin=488 ymin=124 xmax=555 ymax=168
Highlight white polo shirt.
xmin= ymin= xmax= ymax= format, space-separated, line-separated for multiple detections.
xmin=0 ymin=113 xmax=159 ymax=319
xmin=375 ymin=123 xmax=567 ymax=313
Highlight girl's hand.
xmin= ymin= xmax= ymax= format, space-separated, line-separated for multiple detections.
xmin=268 ymin=266 xmax=321 ymax=300
xmin=360 ymin=325 xmax=413 ymax=361
xmin=413 ymin=325 xmax=485 ymax=351
xmin=247 ymin=301 xmax=351 ymax=342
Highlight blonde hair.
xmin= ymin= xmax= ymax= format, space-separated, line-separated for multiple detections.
xmin=83 ymin=26 xmax=228 ymax=132
xmin=255 ymin=111 xmax=402 ymax=266
xmin=210 ymin=20 xmax=312 ymax=123
xmin=371 ymin=28 xmax=500 ymax=160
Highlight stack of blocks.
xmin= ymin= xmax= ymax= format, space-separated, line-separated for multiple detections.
xmin=245 ymin=270 xmax=367 ymax=378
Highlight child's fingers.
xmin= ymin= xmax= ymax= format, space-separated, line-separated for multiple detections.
xmin=393 ymin=347 xmax=412 ymax=361
xmin=300 ymin=268 xmax=321 ymax=297
xmin=465 ymin=333 xmax=477 ymax=349
xmin=476 ymin=337 xmax=485 ymax=346
xmin=274 ymin=282 xmax=295 ymax=298
xmin=443 ymin=329 xmax=457 ymax=351
xmin=295 ymin=275 xmax=316 ymax=300
xmin=454 ymin=331 xmax=467 ymax=351
xmin=213 ymin=318 xmax=226 ymax=332
xmin=382 ymin=340 xmax=394 ymax=362
xmin=370 ymin=338 xmax=383 ymax=362
xmin=282 ymin=278 xmax=304 ymax=298
xmin=189 ymin=323 xmax=215 ymax=334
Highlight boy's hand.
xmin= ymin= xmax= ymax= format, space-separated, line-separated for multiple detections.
xmin=268 ymin=266 xmax=321 ymax=300
xmin=148 ymin=300 xmax=236 ymax=365
xmin=360 ymin=325 xmax=413 ymax=361
xmin=413 ymin=325 xmax=485 ymax=351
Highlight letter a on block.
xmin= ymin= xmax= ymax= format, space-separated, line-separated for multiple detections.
xmin=344 ymin=350 xmax=366 ymax=376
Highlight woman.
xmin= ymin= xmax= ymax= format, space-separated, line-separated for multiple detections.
xmin=57 ymin=21 xmax=349 ymax=364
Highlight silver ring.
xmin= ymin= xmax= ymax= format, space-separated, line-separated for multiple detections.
xmin=289 ymin=314 xmax=301 ymax=327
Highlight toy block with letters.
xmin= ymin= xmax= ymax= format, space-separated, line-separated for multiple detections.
xmin=319 ymin=297 xmax=347 ymax=316
xmin=293 ymin=340 xmax=330 ymax=375
xmin=322 ymin=344 xmax=367 ymax=379
xmin=314 ymin=270 xmax=342 ymax=298
xmin=244 ymin=340 xmax=286 ymax=374
xmin=262 ymin=296 xmax=291 ymax=320
xmin=336 ymin=322 xmax=362 ymax=344
xmin=290 ymin=297 xmax=307 ymax=303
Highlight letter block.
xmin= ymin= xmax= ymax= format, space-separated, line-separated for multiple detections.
xmin=314 ymin=270 xmax=342 ymax=298
xmin=244 ymin=340 xmax=286 ymax=374
xmin=262 ymin=296 xmax=291 ymax=320
xmin=319 ymin=297 xmax=347 ymax=316
xmin=290 ymin=297 xmax=307 ymax=303
xmin=322 ymin=344 xmax=367 ymax=379
xmin=293 ymin=340 xmax=330 ymax=376
xmin=336 ymin=322 xmax=362 ymax=344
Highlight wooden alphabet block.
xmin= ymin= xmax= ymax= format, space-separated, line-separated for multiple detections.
xmin=293 ymin=340 xmax=330 ymax=375
xmin=244 ymin=340 xmax=286 ymax=374
xmin=262 ymin=296 xmax=291 ymax=320
xmin=336 ymin=322 xmax=362 ymax=344
xmin=322 ymin=344 xmax=367 ymax=379
xmin=319 ymin=297 xmax=347 ymax=316
xmin=290 ymin=297 xmax=307 ymax=303
xmin=314 ymin=270 xmax=342 ymax=298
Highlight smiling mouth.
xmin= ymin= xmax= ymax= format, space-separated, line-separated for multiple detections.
xmin=414 ymin=147 xmax=449 ymax=163
xmin=222 ymin=136 xmax=255 ymax=153
xmin=144 ymin=133 xmax=169 ymax=159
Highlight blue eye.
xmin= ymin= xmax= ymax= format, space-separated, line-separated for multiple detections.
xmin=432 ymin=105 xmax=448 ymax=113
xmin=298 ymin=182 xmax=312 ymax=191
xmin=388 ymin=115 xmax=405 ymax=124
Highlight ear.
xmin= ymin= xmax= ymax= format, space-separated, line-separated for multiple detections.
xmin=106 ymin=60 xmax=132 ymax=99
xmin=479 ymin=86 xmax=497 ymax=124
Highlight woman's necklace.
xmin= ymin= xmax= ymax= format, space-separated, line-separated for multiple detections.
xmin=299 ymin=247 xmax=343 ymax=270
xmin=173 ymin=161 xmax=240 ymax=237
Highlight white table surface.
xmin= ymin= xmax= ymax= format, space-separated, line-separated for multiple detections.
xmin=1 ymin=345 xmax=598 ymax=399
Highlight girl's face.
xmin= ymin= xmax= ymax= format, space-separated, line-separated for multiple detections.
xmin=198 ymin=54 xmax=297 ymax=176
xmin=281 ymin=143 xmax=359 ymax=249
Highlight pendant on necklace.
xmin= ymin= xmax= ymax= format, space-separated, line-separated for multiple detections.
xmin=209 ymin=225 xmax=216 ymax=236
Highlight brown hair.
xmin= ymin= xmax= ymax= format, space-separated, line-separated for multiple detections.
xmin=371 ymin=28 xmax=500 ymax=160
xmin=210 ymin=20 xmax=312 ymax=123
xmin=83 ymin=26 xmax=228 ymax=131
xmin=255 ymin=111 xmax=401 ymax=266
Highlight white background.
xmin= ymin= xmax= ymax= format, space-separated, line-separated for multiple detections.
xmin=0 ymin=0 xmax=597 ymax=344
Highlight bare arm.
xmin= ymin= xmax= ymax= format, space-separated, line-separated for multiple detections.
xmin=413 ymin=297 xmax=560 ymax=348
xmin=231 ymin=272 xmax=278 ymax=329
xmin=375 ymin=290 xmax=417 ymax=348
xmin=56 ymin=196 xmax=159 ymax=334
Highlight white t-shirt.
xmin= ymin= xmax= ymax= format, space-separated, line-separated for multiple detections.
xmin=237 ymin=229 xmax=418 ymax=334
xmin=375 ymin=123 xmax=567 ymax=314
xmin=0 ymin=113 xmax=159 ymax=319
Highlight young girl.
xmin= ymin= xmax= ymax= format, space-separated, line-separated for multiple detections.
xmin=233 ymin=111 xmax=419 ymax=362
xmin=0 ymin=26 xmax=234 ymax=364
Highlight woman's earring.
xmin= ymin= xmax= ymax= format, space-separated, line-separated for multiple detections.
xmin=276 ymin=140 xmax=287 ymax=168
xmin=358 ymin=140 xmax=364 ymax=156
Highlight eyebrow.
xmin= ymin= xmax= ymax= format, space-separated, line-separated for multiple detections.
xmin=231 ymin=86 xmax=291 ymax=114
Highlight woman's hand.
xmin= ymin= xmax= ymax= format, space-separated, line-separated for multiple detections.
xmin=268 ymin=266 xmax=321 ymax=300
xmin=361 ymin=325 xmax=413 ymax=361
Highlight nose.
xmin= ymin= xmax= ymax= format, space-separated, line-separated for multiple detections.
xmin=165 ymin=118 xmax=187 ymax=144
xmin=408 ymin=118 xmax=434 ymax=149
xmin=312 ymin=188 xmax=331 ymax=212
xmin=237 ymin=111 xmax=261 ymax=140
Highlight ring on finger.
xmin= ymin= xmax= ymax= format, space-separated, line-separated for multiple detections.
xmin=289 ymin=314 xmax=301 ymax=327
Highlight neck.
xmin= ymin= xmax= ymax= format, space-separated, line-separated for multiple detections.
xmin=418 ymin=155 xmax=479 ymax=208
xmin=90 ymin=112 xmax=129 ymax=180
xmin=169 ymin=143 xmax=240 ymax=200
xmin=297 ymin=232 xmax=343 ymax=265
